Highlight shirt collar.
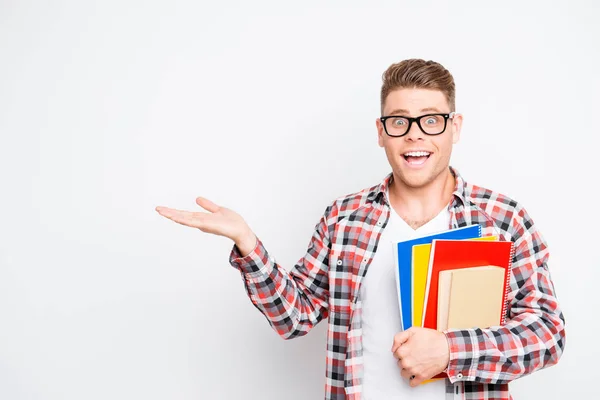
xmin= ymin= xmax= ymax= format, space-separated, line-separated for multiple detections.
xmin=368 ymin=166 xmax=467 ymax=206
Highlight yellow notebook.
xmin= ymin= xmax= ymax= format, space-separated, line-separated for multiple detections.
xmin=411 ymin=235 xmax=498 ymax=327
xmin=437 ymin=266 xmax=506 ymax=331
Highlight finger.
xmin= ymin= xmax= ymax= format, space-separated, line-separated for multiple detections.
xmin=400 ymin=368 xmax=413 ymax=380
xmin=409 ymin=374 xmax=423 ymax=387
xmin=393 ymin=345 xmax=407 ymax=361
xmin=391 ymin=329 xmax=412 ymax=353
xmin=196 ymin=197 xmax=221 ymax=213
xmin=156 ymin=206 xmax=194 ymax=215
xmin=155 ymin=206 xmax=178 ymax=217
xmin=400 ymin=368 xmax=420 ymax=386
xmin=156 ymin=208 xmax=204 ymax=228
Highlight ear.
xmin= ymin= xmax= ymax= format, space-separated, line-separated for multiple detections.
xmin=451 ymin=113 xmax=463 ymax=144
xmin=376 ymin=118 xmax=385 ymax=147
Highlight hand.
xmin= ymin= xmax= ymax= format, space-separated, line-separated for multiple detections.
xmin=391 ymin=327 xmax=450 ymax=387
xmin=155 ymin=197 xmax=257 ymax=254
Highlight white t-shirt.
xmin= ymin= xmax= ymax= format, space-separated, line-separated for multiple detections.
xmin=360 ymin=199 xmax=450 ymax=399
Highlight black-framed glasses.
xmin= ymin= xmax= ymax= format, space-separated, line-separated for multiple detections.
xmin=380 ymin=112 xmax=456 ymax=137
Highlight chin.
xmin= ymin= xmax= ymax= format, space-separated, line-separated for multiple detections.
xmin=402 ymin=175 xmax=435 ymax=189
xmin=394 ymin=160 xmax=449 ymax=189
xmin=394 ymin=169 xmax=433 ymax=189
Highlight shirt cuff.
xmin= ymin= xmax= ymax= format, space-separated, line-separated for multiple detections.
xmin=229 ymin=237 xmax=270 ymax=275
xmin=443 ymin=329 xmax=477 ymax=383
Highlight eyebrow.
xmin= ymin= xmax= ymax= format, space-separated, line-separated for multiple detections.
xmin=387 ymin=107 xmax=443 ymax=115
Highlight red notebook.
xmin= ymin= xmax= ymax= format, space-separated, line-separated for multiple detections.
xmin=422 ymin=239 xmax=514 ymax=381
xmin=423 ymin=239 xmax=514 ymax=330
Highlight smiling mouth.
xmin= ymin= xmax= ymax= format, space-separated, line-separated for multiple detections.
xmin=403 ymin=151 xmax=431 ymax=166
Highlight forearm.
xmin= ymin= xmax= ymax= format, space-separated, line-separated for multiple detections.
xmin=229 ymin=236 xmax=330 ymax=339
xmin=443 ymin=267 xmax=566 ymax=384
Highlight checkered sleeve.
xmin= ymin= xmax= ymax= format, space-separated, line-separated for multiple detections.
xmin=228 ymin=205 xmax=334 ymax=340
xmin=443 ymin=206 xmax=566 ymax=384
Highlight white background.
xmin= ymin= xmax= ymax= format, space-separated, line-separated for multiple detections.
xmin=0 ymin=1 xmax=598 ymax=399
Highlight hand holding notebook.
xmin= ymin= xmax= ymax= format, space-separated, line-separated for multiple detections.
xmin=419 ymin=238 xmax=514 ymax=381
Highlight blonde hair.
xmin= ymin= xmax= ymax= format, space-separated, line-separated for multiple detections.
xmin=380 ymin=59 xmax=456 ymax=113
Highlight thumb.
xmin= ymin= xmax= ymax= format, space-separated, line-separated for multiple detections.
xmin=195 ymin=197 xmax=221 ymax=213
xmin=391 ymin=328 xmax=413 ymax=353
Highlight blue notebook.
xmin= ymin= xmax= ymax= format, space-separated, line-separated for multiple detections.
xmin=393 ymin=224 xmax=482 ymax=330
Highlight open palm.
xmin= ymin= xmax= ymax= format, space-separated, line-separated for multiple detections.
xmin=155 ymin=197 xmax=249 ymax=242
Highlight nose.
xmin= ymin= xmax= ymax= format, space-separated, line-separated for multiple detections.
xmin=404 ymin=120 xmax=425 ymax=141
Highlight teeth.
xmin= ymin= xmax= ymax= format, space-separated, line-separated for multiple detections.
xmin=404 ymin=151 xmax=431 ymax=157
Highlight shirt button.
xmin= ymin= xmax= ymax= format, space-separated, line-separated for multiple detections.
xmin=457 ymin=373 xmax=463 ymax=379
xmin=377 ymin=221 xmax=383 ymax=226
xmin=337 ymin=260 xmax=342 ymax=266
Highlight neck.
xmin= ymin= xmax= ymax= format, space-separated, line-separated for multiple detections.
xmin=388 ymin=168 xmax=455 ymax=229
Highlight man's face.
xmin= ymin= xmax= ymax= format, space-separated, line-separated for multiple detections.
xmin=376 ymin=88 xmax=462 ymax=190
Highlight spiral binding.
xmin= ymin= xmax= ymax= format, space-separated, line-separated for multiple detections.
xmin=500 ymin=241 xmax=515 ymax=325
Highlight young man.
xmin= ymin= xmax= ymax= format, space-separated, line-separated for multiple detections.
xmin=156 ymin=59 xmax=565 ymax=400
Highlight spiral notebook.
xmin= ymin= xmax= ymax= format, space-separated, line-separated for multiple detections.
xmin=411 ymin=235 xmax=499 ymax=328
xmin=422 ymin=239 xmax=514 ymax=331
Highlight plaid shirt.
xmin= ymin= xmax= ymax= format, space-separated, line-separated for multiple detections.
xmin=229 ymin=167 xmax=566 ymax=400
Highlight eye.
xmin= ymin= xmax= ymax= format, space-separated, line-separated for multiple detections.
xmin=393 ymin=119 xmax=406 ymax=126
xmin=425 ymin=117 xmax=438 ymax=125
